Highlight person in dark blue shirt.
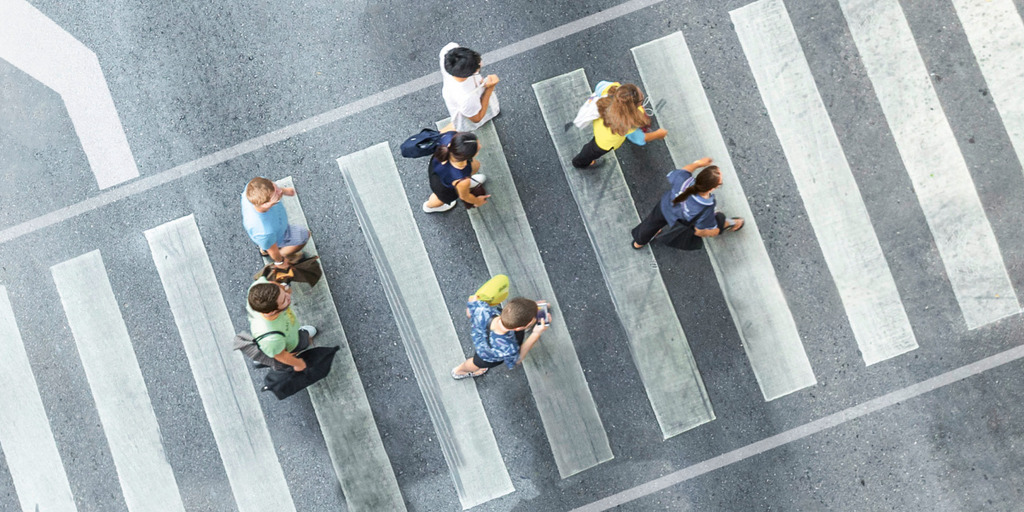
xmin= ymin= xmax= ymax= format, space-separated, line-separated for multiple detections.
xmin=451 ymin=296 xmax=549 ymax=379
xmin=422 ymin=130 xmax=489 ymax=213
xmin=631 ymin=157 xmax=744 ymax=249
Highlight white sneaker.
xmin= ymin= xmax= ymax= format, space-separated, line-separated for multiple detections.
xmin=423 ymin=200 xmax=457 ymax=213
xmin=300 ymin=325 xmax=317 ymax=338
xmin=470 ymin=174 xmax=486 ymax=186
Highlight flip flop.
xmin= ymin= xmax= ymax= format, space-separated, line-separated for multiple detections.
xmin=451 ymin=367 xmax=488 ymax=380
xmin=727 ymin=218 xmax=745 ymax=232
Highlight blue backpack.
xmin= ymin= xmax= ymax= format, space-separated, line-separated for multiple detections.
xmin=400 ymin=128 xmax=443 ymax=158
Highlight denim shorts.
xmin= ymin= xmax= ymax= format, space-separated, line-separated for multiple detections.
xmin=281 ymin=224 xmax=310 ymax=248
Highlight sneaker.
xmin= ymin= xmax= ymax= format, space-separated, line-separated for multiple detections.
xmin=300 ymin=325 xmax=317 ymax=338
xmin=423 ymin=200 xmax=457 ymax=213
xmin=470 ymin=174 xmax=487 ymax=186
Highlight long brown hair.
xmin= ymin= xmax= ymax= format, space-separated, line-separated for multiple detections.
xmin=672 ymin=166 xmax=721 ymax=204
xmin=596 ymin=84 xmax=651 ymax=136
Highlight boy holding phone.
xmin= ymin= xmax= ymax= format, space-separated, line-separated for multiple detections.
xmin=451 ymin=295 xmax=550 ymax=379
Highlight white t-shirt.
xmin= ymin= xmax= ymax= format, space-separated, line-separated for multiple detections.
xmin=439 ymin=42 xmax=499 ymax=131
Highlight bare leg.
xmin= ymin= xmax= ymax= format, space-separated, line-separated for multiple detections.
xmin=453 ymin=358 xmax=487 ymax=377
xmin=425 ymin=193 xmax=447 ymax=208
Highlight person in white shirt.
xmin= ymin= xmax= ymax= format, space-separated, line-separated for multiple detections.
xmin=440 ymin=42 xmax=500 ymax=131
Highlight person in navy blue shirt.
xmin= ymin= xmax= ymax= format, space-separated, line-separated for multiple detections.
xmin=451 ymin=296 xmax=549 ymax=379
xmin=422 ymin=130 xmax=489 ymax=213
xmin=631 ymin=157 xmax=744 ymax=249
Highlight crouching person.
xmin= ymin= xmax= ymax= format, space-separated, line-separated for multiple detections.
xmin=247 ymin=278 xmax=317 ymax=371
xmin=451 ymin=296 xmax=549 ymax=379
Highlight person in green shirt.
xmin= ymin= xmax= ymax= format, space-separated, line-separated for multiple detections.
xmin=247 ymin=278 xmax=317 ymax=371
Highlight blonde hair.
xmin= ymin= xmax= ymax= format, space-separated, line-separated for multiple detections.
xmin=246 ymin=177 xmax=275 ymax=206
xmin=597 ymin=84 xmax=651 ymax=136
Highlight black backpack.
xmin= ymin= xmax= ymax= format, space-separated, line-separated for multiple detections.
xmin=400 ymin=128 xmax=443 ymax=158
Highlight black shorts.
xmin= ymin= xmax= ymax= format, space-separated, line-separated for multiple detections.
xmin=428 ymin=167 xmax=461 ymax=204
xmin=471 ymin=331 xmax=525 ymax=369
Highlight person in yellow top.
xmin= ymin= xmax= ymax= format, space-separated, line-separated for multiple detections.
xmin=571 ymin=83 xmax=668 ymax=168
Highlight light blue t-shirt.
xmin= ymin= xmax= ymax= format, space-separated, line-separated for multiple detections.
xmin=241 ymin=192 xmax=288 ymax=251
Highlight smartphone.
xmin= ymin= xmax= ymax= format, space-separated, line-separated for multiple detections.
xmin=536 ymin=301 xmax=551 ymax=325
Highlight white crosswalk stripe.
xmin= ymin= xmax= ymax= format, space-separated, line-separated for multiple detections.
xmin=530 ymin=74 xmax=716 ymax=436
xmin=439 ymin=118 xmax=617 ymax=470
xmin=731 ymin=0 xmax=918 ymax=365
xmin=272 ymin=177 xmax=406 ymax=512
xmin=837 ymin=0 xmax=1021 ymax=329
xmin=0 ymin=286 xmax=77 ymax=512
xmin=632 ymin=32 xmax=817 ymax=401
xmin=51 ymin=250 xmax=185 ymax=512
xmin=145 ymin=216 xmax=296 ymax=512
xmin=952 ymin=0 xmax=1024 ymax=175
xmin=338 ymin=144 xmax=514 ymax=509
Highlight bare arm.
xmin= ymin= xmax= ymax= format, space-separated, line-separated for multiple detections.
xmin=273 ymin=350 xmax=306 ymax=371
xmin=468 ymin=75 xmax=499 ymax=123
xmin=516 ymin=323 xmax=549 ymax=364
xmin=266 ymin=244 xmax=290 ymax=268
xmin=644 ymin=128 xmax=668 ymax=142
xmin=682 ymin=157 xmax=713 ymax=173
xmin=454 ymin=178 xmax=489 ymax=207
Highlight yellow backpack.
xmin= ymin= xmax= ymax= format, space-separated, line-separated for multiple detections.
xmin=475 ymin=274 xmax=509 ymax=306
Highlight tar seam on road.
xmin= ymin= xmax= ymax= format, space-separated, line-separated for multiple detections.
xmin=0 ymin=0 xmax=667 ymax=246
xmin=571 ymin=342 xmax=1024 ymax=511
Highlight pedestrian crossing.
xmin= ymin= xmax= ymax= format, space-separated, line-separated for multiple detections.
xmin=145 ymin=216 xmax=297 ymax=512
xmin=531 ymin=74 xmax=715 ymax=436
xmin=631 ymin=33 xmax=818 ymax=400
xmin=436 ymin=118 xmax=614 ymax=472
xmin=51 ymin=250 xmax=186 ymax=512
xmin=338 ymin=144 xmax=513 ymax=509
xmin=837 ymin=0 xmax=1020 ymax=330
xmin=2 ymin=1 xmax=1023 ymax=510
xmin=0 ymin=286 xmax=76 ymax=512
xmin=731 ymin=0 xmax=918 ymax=365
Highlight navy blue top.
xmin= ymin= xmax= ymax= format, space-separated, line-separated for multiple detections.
xmin=659 ymin=169 xmax=717 ymax=229
xmin=430 ymin=132 xmax=471 ymax=189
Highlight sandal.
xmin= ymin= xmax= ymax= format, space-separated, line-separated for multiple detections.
xmin=451 ymin=367 xmax=488 ymax=380
xmin=632 ymin=241 xmax=645 ymax=250
xmin=726 ymin=218 xmax=745 ymax=232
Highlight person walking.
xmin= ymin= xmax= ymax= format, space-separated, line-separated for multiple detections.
xmin=572 ymin=82 xmax=667 ymax=169
xmin=241 ymin=177 xmax=309 ymax=268
xmin=422 ymin=129 xmax=489 ymax=213
xmin=440 ymin=42 xmax=499 ymax=132
xmin=451 ymin=296 xmax=549 ymax=379
xmin=247 ymin=278 xmax=318 ymax=371
xmin=631 ymin=157 xmax=744 ymax=249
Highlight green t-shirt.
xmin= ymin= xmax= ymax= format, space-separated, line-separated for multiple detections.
xmin=247 ymin=278 xmax=300 ymax=357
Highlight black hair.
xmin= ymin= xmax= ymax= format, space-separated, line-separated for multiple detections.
xmin=433 ymin=132 xmax=479 ymax=163
xmin=444 ymin=47 xmax=482 ymax=78
xmin=672 ymin=166 xmax=721 ymax=204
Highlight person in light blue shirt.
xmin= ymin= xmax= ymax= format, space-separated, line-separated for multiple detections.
xmin=631 ymin=157 xmax=744 ymax=249
xmin=451 ymin=296 xmax=549 ymax=379
xmin=241 ymin=177 xmax=309 ymax=268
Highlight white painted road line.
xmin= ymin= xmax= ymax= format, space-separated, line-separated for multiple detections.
xmin=952 ymin=0 xmax=1024 ymax=176
xmin=573 ymin=341 xmax=1024 ymax=511
xmin=0 ymin=0 xmax=671 ymax=246
xmin=273 ymin=177 xmax=406 ymax=512
xmin=145 ymin=216 xmax=296 ymax=512
xmin=0 ymin=0 xmax=138 ymax=189
xmin=441 ymin=117 xmax=616 ymax=473
xmin=837 ymin=0 xmax=1021 ymax=329
xmin=632 ymin=32 xmax=817 ymax=400
xmin=0 ymin=286 xmax=77 ymax=512
xmin=731 ymin=0 xmax=918 ymax=365
xmin=51 ymin=251 xmax=185 ymax=512
xmin=531 ymin=72 xmax=716 ymax=437
xmin=339 ymin=144 xmax=513 ymax=509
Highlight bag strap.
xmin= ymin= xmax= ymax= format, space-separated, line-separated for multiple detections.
xmin=482 ymin=315 xmax=498 ymax=348
xmin=252 ymin=330 xmax=285 ymax=349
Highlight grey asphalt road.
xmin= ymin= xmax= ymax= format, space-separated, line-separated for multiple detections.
xmin=1 ymin=0 xmax=1023 ymax=510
